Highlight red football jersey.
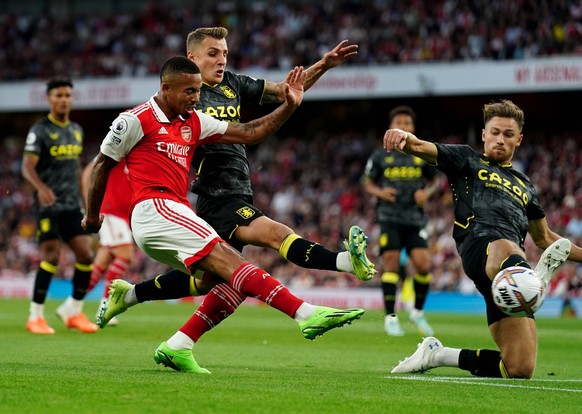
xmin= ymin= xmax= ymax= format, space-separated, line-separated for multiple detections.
xmin=100 ymin=97 xmax=227 ymax=214
xmin=100 ymin=158 xmax=131 ymax=221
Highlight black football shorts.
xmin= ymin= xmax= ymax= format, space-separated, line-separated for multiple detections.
xmin=35 ymin=208 xmax=89 ymax=243
xmin=195 ymin=195 xmax=264 ymax=252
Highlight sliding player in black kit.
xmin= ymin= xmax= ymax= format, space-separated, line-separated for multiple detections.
xmin=385 ymin=99 xmax=580 ymax=379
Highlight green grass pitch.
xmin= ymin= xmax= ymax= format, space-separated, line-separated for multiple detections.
xmin=2 ymin=298 xmax=581 ymax=414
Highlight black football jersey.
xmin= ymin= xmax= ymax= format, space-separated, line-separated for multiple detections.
xmin=364 ymin=149 xmax=438 ymax=226
xmin=23 ymin=116 xmax=84 ymax=213
xmin=434 ymin=144 xmax=545 ymax=249
xmin=191 ymin=71 xmax=266 ymax=198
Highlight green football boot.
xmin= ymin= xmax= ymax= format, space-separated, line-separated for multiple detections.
xmin=300 ymin=306 xmax=365 ymax=340
xmin=154 ymin=342 xmax=210 ymax=374
xmin=97 ymin=279 xmax=132 ymax=328
xmin=343 ymin=225 xmax=376 ymax=281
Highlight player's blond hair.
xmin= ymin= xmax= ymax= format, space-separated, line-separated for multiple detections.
xmin=186 ymin=27 xmax=229 ymax=53
xmin=483 ymin=99 xmax=525 ymax=131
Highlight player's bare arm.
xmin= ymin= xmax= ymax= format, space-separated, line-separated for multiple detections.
xmin=303 ymin=39 xmax=358 ymax=90
xmin=76 ymin=160 xmax=86 ymax=211
xmin=527 ymin=218 xmax=582 ymax=262
xmin=82 ymin=153 xmax=118 ymax=233
xmin=415 ymin=175 xmax=441 ymax=206
xmin=218 ymin=66 xmax=305 ymax=145
xmin=80 ymin=158 xmax=96 ymax=209
xmin=383 ymin=128 xmax=438 ymax=165
xmin=261 ymin=40 xmax=358 ymax=103
xmin=21 ymin=154 xmax=57 ymax=207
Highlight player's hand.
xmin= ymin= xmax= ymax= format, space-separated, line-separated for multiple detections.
xmin=283 ymin=66 xmax=306 ymax=108
xmin=378 ymin=187 xmax=398 ymax=202
xmin=81 ymin=213 xmax=104 ymax=234
xmin=37 ymin=185 xmax=57 ymax=207
xmin=383 ymin=128 xmax=409 ymax=152
xmin=414 ymin=188 xmax=428 ymax=207
xmin=321 ymin=40 xmax=358 ymax=68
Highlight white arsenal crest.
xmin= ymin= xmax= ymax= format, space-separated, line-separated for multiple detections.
xmin=180 ymin=126 xmax=192 ymax=142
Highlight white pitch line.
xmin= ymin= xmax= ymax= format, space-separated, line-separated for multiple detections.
xmin=385 ymin=375 xmax=582 ymax=393
xmin=387 ymin=375 xmax=582 ymax=383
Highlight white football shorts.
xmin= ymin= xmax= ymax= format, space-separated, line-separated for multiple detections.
xmin=98 ymin=214 xmax=134 ymax=248
xmin=130 ymin=198 xmax=222 ymax=275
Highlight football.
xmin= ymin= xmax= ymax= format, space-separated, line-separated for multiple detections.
xmin=491 ymin=266 xmax=544 ymax=317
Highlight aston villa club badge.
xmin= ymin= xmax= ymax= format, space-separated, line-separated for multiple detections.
xmin=220 ymin=85 xmax=236 ymax=99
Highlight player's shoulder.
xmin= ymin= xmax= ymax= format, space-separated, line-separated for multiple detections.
xmin=507 ymin=165 xmax=533 ymax=184
xmin=223 ymin=70 xmax=263 ymax=87
xmin=119 ymin=102 xmax=150 ymax=125
xmin=125 ymin=101 xmax=152 ymax=118
xmin=29 ymin=116 xmax=50 ymax=131
xmin=69 ymin=120 xmax=84 ymax=131
xmin=438 ymin=142 xmax=475 ymax=155
xmin=26 ymin=117 xmax=55 ymax=142
xmin=105 ymin=107 xmax=144 ymax=140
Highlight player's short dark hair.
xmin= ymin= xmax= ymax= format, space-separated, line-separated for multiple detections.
xmin=388 ymin=105 xmax=416 ymax=124
xmin=159 ymin=56 xmax=201 ymax=81
xmin=46 ymin=77 xmax=73 ymax=94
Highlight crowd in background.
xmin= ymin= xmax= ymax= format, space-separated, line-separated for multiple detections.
xmin=2 ymin=0 xmax=582 ymax=79
xmin=1 ymin=127 xmax=581 ymax=300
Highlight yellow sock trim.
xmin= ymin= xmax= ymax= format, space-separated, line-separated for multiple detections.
xmin=189 ymin=276 xmax=202 ymax=297
xmin=499 ymin=255 xmax=527 ymax=271
xmin=499 ymin=256 xmax=509 ymax=271
xmin=401 ymin=277 xmax=415 ymax=303
xmin=381 ymin=272 xmax=400 ymax=284
xmin=499 ymin=360 xmax=509 ymax=378
xmin=153 ymin=274 xmax=162 ymax=289
xmin=279 ymin=233 xmax=301 ymax=259
xmin=413 ymin=273 xmax=432 ymax=284
xmin=74 ymin=262 xmax=93 ymax=272
xmin=40 ymin=261 xmax=57 ymax=274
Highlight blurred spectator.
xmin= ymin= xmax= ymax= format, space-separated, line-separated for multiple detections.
xmin=1 ymin=123 xmax=581 ymax=296
xmin=2 ymin=0 xmax=582 ymax=80
xmin=238 ymin=128 xmax=582 ymax=293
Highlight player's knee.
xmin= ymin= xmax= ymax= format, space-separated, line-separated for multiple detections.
xmin=412 ymin=252 xmax=431 ymax=274
xmin=75 ymin=250 xmax=94 ymax=264
xmin=382 ymin=251 xmax=400 ymax=269
xmin=41 ymin=251 xmax=60 ymax=264
xmin=504 ymin=358 xmax=535 ymax=379
xmin=272 ymin=222 xmax=294 ymax=246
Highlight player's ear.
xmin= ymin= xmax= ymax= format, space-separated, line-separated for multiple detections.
xmin=516 ymin=134 xmax=523 ymax=146
xmin=481 ymin=129 xmax=486 ymax=142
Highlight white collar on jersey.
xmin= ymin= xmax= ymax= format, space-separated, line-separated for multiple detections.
xmin=149 ymin=96 xmax=170 ymax=124
xmin=149 ymin=96 xmax=189 ymax=124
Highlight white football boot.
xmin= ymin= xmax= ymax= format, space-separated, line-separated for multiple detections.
xmin=384 ymin=314 xmax=405 ymax=336
xmin=391 ymin=336 xmax=442 ymax=374
xmin=535 ymin=238 xmax=571 ymax=288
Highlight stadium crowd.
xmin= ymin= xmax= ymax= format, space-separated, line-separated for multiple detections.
xmin=1 ymin=0 xmax=582 ymax=79
xmin=1 ymin=127 xmax=581 ymax=300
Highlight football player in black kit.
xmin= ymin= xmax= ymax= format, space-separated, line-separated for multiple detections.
xmin=22 ymin=77 xmax=97 ymax=334
xmin=185 ymin=27 xmax=374 ymax=281
xmin=385 ymin=99 xmax=581 ymax=379
xmin=363 ymin=106 xmax=440 ymax=337
xmin=98 ymin=28 xmax=376 ymax=359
